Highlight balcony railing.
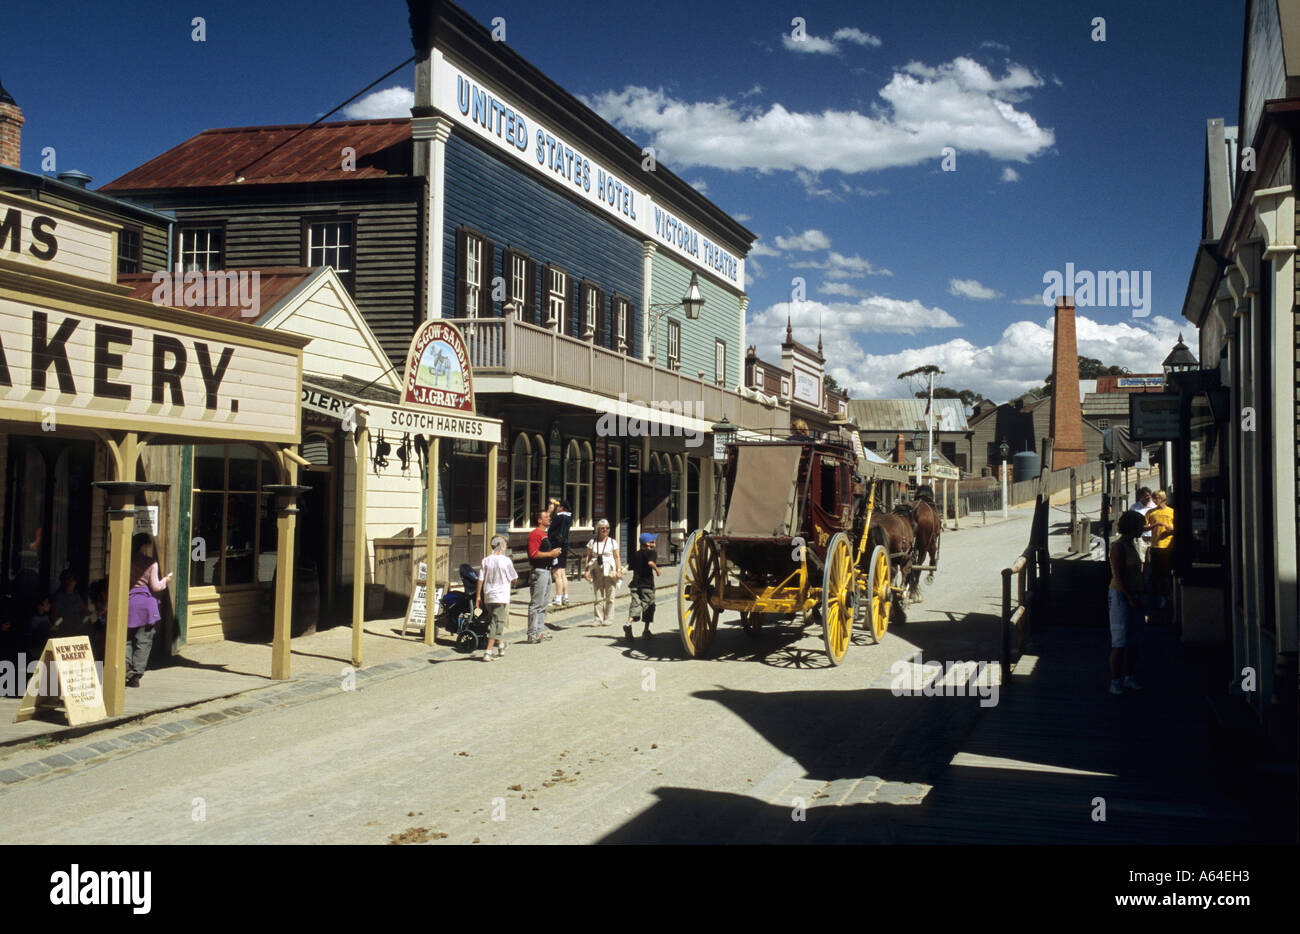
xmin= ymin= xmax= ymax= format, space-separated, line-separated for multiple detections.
xmin=448 ymin=316 xmax=786 ymax=431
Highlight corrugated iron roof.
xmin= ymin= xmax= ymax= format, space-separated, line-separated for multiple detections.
xmin=118 ymin=267 xmax=315 ymax=321
xmin=1082 ymin=392 xmax=1132 ymax=416
xmin=846 ymin=398 xmax=970 ymax=432
xmin=101 ymin=119 xmax=413 ymax=191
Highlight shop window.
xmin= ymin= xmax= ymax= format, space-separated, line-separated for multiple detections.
xmin=190 ymin=443 xmax=277 ymax=587
xmin=510 ymin=433 xmax=547 ymax=529
xmin=464 ymin=235 xmax=482 ymax=318
xmin=179 ymin=227 xmax=224 ymax=272
xmin=117 ymin=227 xmax=141 ymax=275
xmin=564 ymin=439 xmax=593 ymax=527
xmin=304 ymin=218 xmax=355 ymax=293
xmin=666 ymin=319 xmax=681 ymax=370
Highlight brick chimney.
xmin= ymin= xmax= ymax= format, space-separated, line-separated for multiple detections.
xmin=0 ymin=77 xmax=22 ymax=169
xmin=1049 ymin=296 xmax=1086 ymax=469
xmin=895 ymin=432 xmax=906 ymax=464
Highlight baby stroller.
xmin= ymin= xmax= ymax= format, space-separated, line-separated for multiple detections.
xmin=438 ymin=563 xmax=489 ymax=652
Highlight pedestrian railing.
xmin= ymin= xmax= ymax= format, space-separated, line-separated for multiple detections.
xmin=1001 ymin=496 xmax=1050 ymax=679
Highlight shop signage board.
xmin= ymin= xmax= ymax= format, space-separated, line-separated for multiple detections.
xmin=0 ymin=192 xmax=118 ymax=284
xmin=12 ymin=636 xmax=106 ymax=727
xmin=401 ymin=319 xmax=475 ymax=412
xmin=433 ymin=54 xmax=744 ymax=288
xmin=0 ymin=283 xmax=303 ymax=444
xmin=924 ymin=463 xmax=960 ymax=481
xmin=1117 ymin=376 xmax=1164 ymax=389
xmin=1129 ymin=392 xmax=1181 ymax=441
xmin=300 ymin=380 xmax=502 ymax=445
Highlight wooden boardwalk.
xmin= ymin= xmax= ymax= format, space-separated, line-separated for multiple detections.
xmin=891 ymin=622 xmax=1264 ymax=844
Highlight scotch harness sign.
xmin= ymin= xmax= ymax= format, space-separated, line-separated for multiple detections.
xmin=0 ymin=297 xmax=302 ymax=443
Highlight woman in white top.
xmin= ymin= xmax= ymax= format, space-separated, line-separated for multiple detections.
xmin=583 ymin=519 xmax=622 ymax=626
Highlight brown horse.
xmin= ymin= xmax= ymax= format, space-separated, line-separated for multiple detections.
xmin=907 ymin=485 xmax=942 ymax=601
xmin=868 ymin=504 xmax=917 ymax=603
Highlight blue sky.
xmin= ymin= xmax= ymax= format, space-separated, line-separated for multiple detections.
xmin=3 ymin=1 xmax=1241 ymax=402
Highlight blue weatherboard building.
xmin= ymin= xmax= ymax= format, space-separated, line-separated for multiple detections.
xmin=409 ymin=0 xmax=781 ymax=565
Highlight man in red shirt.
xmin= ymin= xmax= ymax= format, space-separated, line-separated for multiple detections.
xmin=527 ymin=509 xmax=562 ymax=642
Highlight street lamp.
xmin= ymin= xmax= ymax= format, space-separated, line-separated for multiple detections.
xmin=710 ymin=415 xmax=736 ymax=528
xmin=1162 ymin=333 xmax=1198 ymax=387
xmin=998 ymin=440 xmax=1010 ymax=518
xmin=647 ymin=271 xmax=705 ymax=367
xmin=912 ymin=427 xmax=925 ymax=487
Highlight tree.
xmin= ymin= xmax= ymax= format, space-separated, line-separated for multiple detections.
xmin=824 ymin=373 xmax=845 ymax=397
xmin=915 ymin=386 xmax=981 ymax=411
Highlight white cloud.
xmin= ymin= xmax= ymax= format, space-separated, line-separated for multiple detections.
xmin=342 ymin=85 xmax=414 ymax=119
xmin=749 ymin=297 xmax=960 ymax=350
xmin=948 ymin=278 xmax=1003 ymax=300
xmin=690 ymin=178 xmax=708 ymax=193
xmin=733 ymin=212 xmax=752 ymax=222
xmin=806 ymin=313 xmax=1189 ymax=404
xmin=749 ymin=240 xmax=781 ymax=257
xmin=791 ymin=251 xmax=893 ymax=278
xmin=782 ymin=33 xmax=838 ymax=54
xmin=588 ymin=57 xmax=1053 ymax=174
xmin=774 ymin=229 xmax=832 ymax=251
xmin=1001 ymin=166 xmax=1020 ymax=182
xmin=818 ymin=281 xmax=862 ymax=297
xmin=833 ymin=27 xmax=883 ymax=47
xmin=1012 ymin=294 xmax=1048 ymax=305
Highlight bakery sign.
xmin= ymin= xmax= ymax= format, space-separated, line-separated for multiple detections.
xmin=402 ymin=319 xmax=475 ymax=412
xmin=0 ymin=297 xmax=303 ymax=443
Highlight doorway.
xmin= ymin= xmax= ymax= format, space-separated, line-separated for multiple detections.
xmin=450 ymin=440 xmax=488 ymax=572
xmin=641 ymin=454 xmax=672 ymax=564
xmin=4 ymin=436 xmax=94 ymax=608
xmin=297 ymin=431 xmax=337 ymax=619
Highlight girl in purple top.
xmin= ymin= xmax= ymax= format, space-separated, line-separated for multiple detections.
xmin=126 ymin=533 xmax=171 ymax=687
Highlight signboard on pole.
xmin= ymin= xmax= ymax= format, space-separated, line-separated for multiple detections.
xmin=1129 ymin=392 xmax=1181 ymax=441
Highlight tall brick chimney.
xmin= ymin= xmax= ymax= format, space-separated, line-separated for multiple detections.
xmin=0 ymin=77 xmax=22 ymax=169
xmin=1049 ymin=296 xmax=1086 ymax=469
xmin=895 ymin=432 xmax=906 ymax=465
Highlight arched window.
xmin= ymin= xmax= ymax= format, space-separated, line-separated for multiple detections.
xmin=669 ymin=454 xmax=683 ymax=524
xmin=564 ymin=439 xmax=594 ymax=527
xmin=511 ymin=434 xmax=531 ymax=529
xmin=529 ymin=434 xmax=546 ymax=523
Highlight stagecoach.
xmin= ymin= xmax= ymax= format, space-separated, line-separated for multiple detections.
xmin=677 ymin=436 xmax=903 ymax=665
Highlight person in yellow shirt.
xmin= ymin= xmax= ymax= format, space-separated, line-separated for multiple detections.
xmin=1146 ymin=490 xmax=1175 ymax=601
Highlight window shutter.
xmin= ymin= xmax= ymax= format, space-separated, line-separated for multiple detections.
xmin=596 ymin=288 xmax=607 ymax=347
xmin=480 ymin=240 xmax=494 ymax=318
xmin=541 ymin=263 xmax=553 ymax=327
xmin=567 ymin=273 xmax=575 ymax=337
xmin=454 ymin=228 xmax=468 ymax=320
xmin=527 ymin=258 xmax=538 ymax=324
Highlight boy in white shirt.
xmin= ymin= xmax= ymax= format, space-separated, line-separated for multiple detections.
xmin=475 ymin=536 xmax=518 ymax=661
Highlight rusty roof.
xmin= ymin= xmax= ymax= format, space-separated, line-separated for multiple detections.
xmin=101 ymin=119 xmax=413 ymax=191
xmin=117 ymin=267 xmax=315 ymax=321
xmin=846 ymin=398 xmax=970 ymax=432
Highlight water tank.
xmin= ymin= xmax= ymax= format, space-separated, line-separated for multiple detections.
xmin=1012 ymin=450 xmax=1040 ymax=482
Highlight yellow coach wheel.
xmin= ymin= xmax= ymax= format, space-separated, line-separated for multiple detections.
xmin=821 ymin=533 xmax=854 ymax=665
xmin=867 ymin=544 xmax=891 ymax=643
xmin=678 ymin=530 xmax=721 ymax=658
